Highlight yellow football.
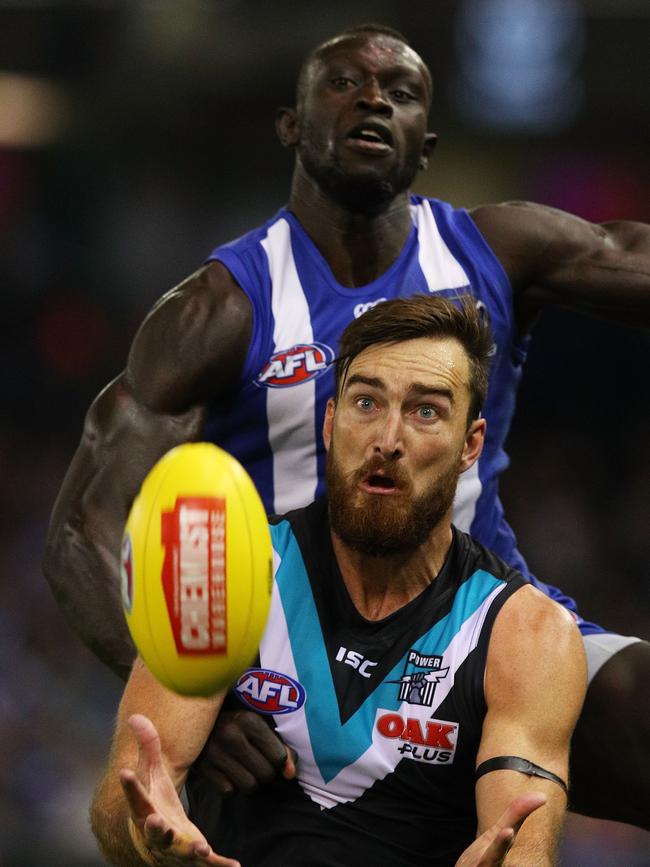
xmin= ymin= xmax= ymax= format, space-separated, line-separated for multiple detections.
xmin=120 ymin=443 xmax=272 ymax=696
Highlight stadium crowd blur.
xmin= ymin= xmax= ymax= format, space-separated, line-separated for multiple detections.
xmin=1 ymin=2 xmax=649 ymax=864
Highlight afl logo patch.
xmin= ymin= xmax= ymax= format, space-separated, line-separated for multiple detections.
xmin=255 ymin=342 xmax=334 ymax=388
xmin=120 ymin=533 xmax=134 ymax=613
xmin=234 ymin=668 xmax=306 ymax=715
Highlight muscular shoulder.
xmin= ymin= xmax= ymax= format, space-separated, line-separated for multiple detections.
xmin=486 ymin=585 xmax=587 ymax=719
xmin=491 ymin=584 xmax=581 ymax=658
xmin=126 ymin=261 xmax=252 ymax=414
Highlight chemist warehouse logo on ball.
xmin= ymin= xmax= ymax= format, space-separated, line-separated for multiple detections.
xmin=235 ymin=668 xmax=306 ymax=715
xmin=255 ymin=342 xmax=334 ymax=388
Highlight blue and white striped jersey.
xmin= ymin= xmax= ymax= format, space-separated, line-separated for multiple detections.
xmin=204 ymin=195 xmax=599 ymax=632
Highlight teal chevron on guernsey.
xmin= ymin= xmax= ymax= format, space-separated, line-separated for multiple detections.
xmin=270 ymin=520 xmax=504 ymax=783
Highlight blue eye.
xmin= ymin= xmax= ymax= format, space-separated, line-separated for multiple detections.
xmin=356 ymin=397 xmax=374 ymax=412
xmin=417 ymin=406 xmax=437 ymax=419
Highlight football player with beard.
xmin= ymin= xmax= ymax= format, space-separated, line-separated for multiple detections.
xmin=90 ymin=296 xmax=585 ymax=867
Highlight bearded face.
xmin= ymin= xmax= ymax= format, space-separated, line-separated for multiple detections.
xmin=326 ymin=434 xmax=463 ymax=557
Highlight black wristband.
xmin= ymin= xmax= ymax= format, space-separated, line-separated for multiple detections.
xmin=475 ymin=755 xmax=568 ymax=795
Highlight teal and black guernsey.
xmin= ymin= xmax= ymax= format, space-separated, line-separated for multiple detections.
xmin=187 ymin=498 xmax=527 ymax=866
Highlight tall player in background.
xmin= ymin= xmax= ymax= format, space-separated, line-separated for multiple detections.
xmin=44 ymin=24 xmax=650 ymax=828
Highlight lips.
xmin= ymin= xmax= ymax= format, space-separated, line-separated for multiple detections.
xmin=345 ymin=121 xmax=394 ymax=155
xmin=358 ymin=465 xmax=406 ymax=496
xmin=366 ymin=473 xmax=396 ymax=490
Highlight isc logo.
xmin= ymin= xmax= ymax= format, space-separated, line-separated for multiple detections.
xmin=335 ymin=645 xmax=378 ymax=678
xmin=255 ymin=342 xmax=334 ymax=388
xmin=235 ymin=668 xmax=306 ymax=715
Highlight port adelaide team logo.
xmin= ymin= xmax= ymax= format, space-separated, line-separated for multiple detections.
xmin=235 ymin=668 xmax=306 ymax=715
xmin=376 ymin=649 xmax=459 ymax=765
xmin=255 ymin=342 xmax=334 ymax=388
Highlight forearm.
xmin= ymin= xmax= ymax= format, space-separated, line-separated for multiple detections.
xmin=504 ymin=828 xmax=561 ymax=867
xmin=91 ymin=774 xmax=150 ymax=867
xmin=44 ymin=463 xmax=137 ymax=680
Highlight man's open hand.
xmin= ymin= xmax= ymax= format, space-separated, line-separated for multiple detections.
xmin=120 ymin=714 xmax=241 ymax=865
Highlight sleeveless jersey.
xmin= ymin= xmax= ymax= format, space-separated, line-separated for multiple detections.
xmin=187 ymin=499 xmax=527 ymax=866
xmin=204 ymin=195 xmax=600 ymax=633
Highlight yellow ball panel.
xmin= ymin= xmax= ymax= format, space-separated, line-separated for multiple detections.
xmin=121 ymin=443 xmax=272 ymax=696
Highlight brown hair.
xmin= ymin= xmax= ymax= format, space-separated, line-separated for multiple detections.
xmin=334 ymin=294 xmax=493 ymax=424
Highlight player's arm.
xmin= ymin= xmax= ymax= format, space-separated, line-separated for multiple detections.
xmin=43 ymin=262 xmax=252 ymax=679
xmin=473 ymin=585 xmax=587 ymax=866
xmin=471 ymin=202 xmax=650 ymax=332
xmin=90 ymin=658 xmax=238 ymax=866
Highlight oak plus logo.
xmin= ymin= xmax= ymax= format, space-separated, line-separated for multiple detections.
xmin=255 ymin=342 xmax=334 ymax=388
xmin=376 ymin=711 xmax=459 ymax=765
xmin=235 ymin=668 xmax=306 ymax=715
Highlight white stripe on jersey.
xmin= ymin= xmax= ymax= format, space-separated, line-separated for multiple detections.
xmin=452 ymin=459 xmax=481 ymax=532
xmin=410 ymin=201 xmax=482 ymax=530
xmin=410 ymin=201 xmax=469 ymax=291
xmin=262 ymin=219 xmax=319 ymax=513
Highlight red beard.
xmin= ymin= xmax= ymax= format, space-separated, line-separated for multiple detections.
xmin=326 ymin=443 xmax=462 ymax=557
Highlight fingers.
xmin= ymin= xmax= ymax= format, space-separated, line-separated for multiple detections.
xmin=476 ymin=793 xmax=546 ymax=867
xmin=142 ymin=816 xmax=241 ymax=866
xmin=282 ymin=746 xmax=297 ymax=781
xmin=120 ymin=767 xmax=156 ymax=824
xmin=201 ymin=711 xmax=291 ymax=793
xmin=242 ymin=713 xmax=291 ymax=769
xmin=202 ymin=744 xmax=277 ymax=793
xmin=473 ymin=826 xmax=515 ymax=865
xmin=496 ymin=792 xmax=546 ymax=834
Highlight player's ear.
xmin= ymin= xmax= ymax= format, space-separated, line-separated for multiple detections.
xmin=322 ymin=398 xmax=336 ymax=451
xmin=419 ymin=133 xmax=438 ymax=171
xmin=459 ymin=417 xmax=486 ymax=473
xmin=276 ymin=107 xmax=300 ymax=147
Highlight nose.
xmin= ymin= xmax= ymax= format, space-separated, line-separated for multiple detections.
xmin=370 ymin=409 xmax=404 ymax=461
xmin=356 ymin=78 xmax=392 ymax=116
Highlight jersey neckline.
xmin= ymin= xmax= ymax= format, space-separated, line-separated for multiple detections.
xmin=281 ymin=206 xmax=419 ymax=299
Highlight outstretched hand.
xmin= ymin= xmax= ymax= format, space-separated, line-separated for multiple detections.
xmin=198 ymin=709 xmax=296 ymax=794
xmin=120 ymin=714 xmax=240 ymax=866
xmin=454 ymin=793 xmax=547 ymax=866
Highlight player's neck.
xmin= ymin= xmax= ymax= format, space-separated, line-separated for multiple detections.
xmin=287 ymin=170 xmax=413 ymax=288
xmin=331 ymin=522 xmax=453 ymax=622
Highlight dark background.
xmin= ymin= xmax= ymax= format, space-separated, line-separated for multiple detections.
xmin=1 ymin=1 xmax=649 ymax=863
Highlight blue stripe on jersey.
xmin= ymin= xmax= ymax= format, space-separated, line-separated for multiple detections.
xmin=271 ymin=515 xmax=504 ymax=782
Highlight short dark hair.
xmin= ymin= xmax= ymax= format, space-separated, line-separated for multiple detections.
xmin=296 ymin=24 xmax=418 ymax=106
xmin=334 ymin=294 xmax=493 ymax=424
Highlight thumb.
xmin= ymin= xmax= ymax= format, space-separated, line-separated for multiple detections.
xmin=282 ymin=746 xmax=298 ymax=780
xmin=128 ymin=714 xmax=164 ymax=772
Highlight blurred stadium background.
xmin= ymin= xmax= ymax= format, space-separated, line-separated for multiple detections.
xmin=1 ymin=1 xmax=648 ymax=863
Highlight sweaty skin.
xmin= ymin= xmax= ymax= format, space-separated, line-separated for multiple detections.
xmin=44 ymin=29 xmax=650 ymax=826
